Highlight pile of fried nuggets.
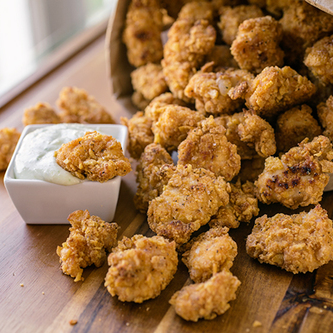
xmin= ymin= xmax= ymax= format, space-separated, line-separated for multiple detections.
xmin=2 ymin=0 xmax=333 ymax=323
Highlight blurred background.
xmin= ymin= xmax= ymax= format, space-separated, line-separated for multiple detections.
xmin=0 ymin=0 xmax=117 ymax=104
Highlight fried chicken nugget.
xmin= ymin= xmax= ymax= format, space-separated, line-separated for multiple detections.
xmin=147 ymin=164 xmax=231 ymax=245
xmin=22 ymin=102 xmax=60 ymax=126
xmin=152 ymin=105 xmax=205 ymax=151
xmin=57 ymin=87 xmax=115 ymax=124
xmin=134 ymin=143 xmax=175 ymax=213
xmin=246 ymin=205 xmax=333 ymax=274
xmin=218 ymin=5 xmax=264 ymax=46
xmin=317 ymin=95 xmax=333 ymax=142
xmin=177 ymin=1 xmax=213 ymax=22
xmin=231 ymin=16 xmax=284 ymax=74
xmin=169 ymin=270 xmax=241 ymax=321
xmin=255 ymin=136 xmax=333 ymax=209
xmin=130 ymin=63 xmax=168 ymax=106
xmin=304 ymin=35 xmax=333 ymax=86
xmin=237 ymin=110 xmax=276 ymax=158
xmin=55 ymin=131 xmax=131 ymax=182
xmin=0 ymin=127 xmax=20 ymax=171
xmin=105 ymin=234 xmax=178 ymax=303
xmin=178 ymin=116 xmax=241 ymax=181
xmin=210 ymin=179 xmax=259 ymax=229
xmin=275 ymin=105 xmax=322 ymax=153
xmin=122 ymin=0 xmax=163 ymax=68
xmin=120 ymin=111 xmax=154 ymax=160
xmin=233 ymin=66 xmax=317 ymax=119
xmin=182 ymin=227 xmax=237 ymax=283
xmin=56 ymin=209 xmax=119 ymax=282
xmin=184 ymin=68 xmax=254 ymax=116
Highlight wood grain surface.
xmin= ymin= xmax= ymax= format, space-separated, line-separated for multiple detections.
xmin=1 ymin=35 xmax=333 ymax=333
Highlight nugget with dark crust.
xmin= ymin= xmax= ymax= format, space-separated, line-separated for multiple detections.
xmin=246 ymin=205 xmax=333 ymax=274
xmin=152 ymin=105 xmax=205 ymax=151
xmin=56 ymin=210 xmax=119 ymax=282
xmin=304 ymin=35 xmax=333 ymax=86
xmin=182 ymin=227 xmax=237 ymax=283
xmin=235 ymin=66 xmax=317 ymax=119
xmin=120 ymin=111 xmax=154 ymax=160
xmin=178 ymin=116 xmax=241 ymax=181
xmin=170 ymin=270 xmax=241 ymax=321
xmin=55 ymin=131 xmax=131 ymax=182
xmin=122 ymin=0 xmax=163 ymax=68
xmin=317 ymin=96 xmax=333 ymax=142
xmin=147 ymin=164 xmax=231 ymax=245
xmin=134 ymin=143 xmax=175 ymax=213
xmin=184 ymin=68 xmax=254 ymax=116
xmin=22 ymin=102 xmax=60 ymax=126
xmin=275 ymin=105 xmax=322 ymax=153
xmin=0 ymin=127 xmax=20 ymax=171
xmin=218 ymin=5 xmax=264 ymax=45
xmin=255 ymin=136 xmax=333 ymax=209
xmin=57 ymin=87 xmax=115 ymax=124
xmin=105 ymin=235 xmax=178 ymax=303
xmin=231 ymin=16 xmax=284 ymax=74
xmin=210 ymin=179 xmax=259 ymax=229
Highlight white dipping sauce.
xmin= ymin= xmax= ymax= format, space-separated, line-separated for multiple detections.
xmin=14 ymin=124 xmax=102 ymax=185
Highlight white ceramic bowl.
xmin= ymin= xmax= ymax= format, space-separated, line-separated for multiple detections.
xmin=4 ymin=124 xmax=128 ymax=224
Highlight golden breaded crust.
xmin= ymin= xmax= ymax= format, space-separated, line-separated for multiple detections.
xmin=55 ymin=131 xmax=131 ymax=182
xmin=22 ymin=102 xmax=60 ymax=126
xmin=178 ymin=1 xmax=213 ymax=22
xmin=304 ymin=35 xmax=333 ymax=86
xmin=317 ymin=95 xmax=333 ymax=142
xmin=105 ymin=235 xmax=178 ymax=303
xmin=169 ymin=270 xmax=241 ymax=321
xmin=120 ymin=111 xmax=154 ymax=160
xmin=57 ymin=87 xmax=115 ymax=124
xmin=246 ymin=205 xmax=333 ymax=274
xmin=56 ymin=210 xmax=119 ymax=282
xmin=147 ymin=164 xmax=231 ymax=245
xmin=231 ymin=16 xmax=284 ymax=74
xmin=0 ymin=127 xmax=20 ymax=171
xmin=275 ymin=105 xmax=322 ymax=153
xmin=255 ymin=136 xmax=333 ymax=209
xmin=178 ymin=116 xmax=241 ymax=181
xmin=182 ymin=227 xmax=237 ymax=283
xmin=134 ymin=143 xmax=175 ymax=213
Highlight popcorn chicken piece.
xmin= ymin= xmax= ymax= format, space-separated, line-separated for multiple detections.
xmin=280 ymin=0 xmax=333 ymax=66
xmin=152 ymin=105 xmax=205 ymax=151
xmin=240 ymin=66 xmax=316 ymax=119
xmin=218 ymin=5 xmax=264 ymax=45
xmin=304 ymin=35 xmax=333 ymax=86
xmin=210 ymin=179 xmax=259 ymax=229
xmin=275 ymin=105 xmax=322 ymax=153
xmin=184 ymin=68 xmax=254 ymax=116
xmin=182 ymin=227 xmax=237 ymax=283
xmin=317 ymin=95 xmax=333 ymax=142
xmin=255 ymin=136 xmax=333 ymax=209
xmin=0 ymin=127 xmax=20 ymax=171
xmin=231 ymin=16 xmax=284 ymax=74
xmin=177 ymin=1 xmax=213 ymax=22
xmin=55 ymin=131 xmax=131 ymax=182
xmin=170 ymin=270 xmax=241 ymax=321
xmin=105 ymin=235 xmax=178 ymax=303
xmin=56 ymin=210 xmax=119 ymax=282
xmin=122 ymin=0 xmax=163 ymax=68
xmin=246 ymin=205 xmax=333 ymax=274
xmin=22 ymin=102 xmax=60 ymax=126
xmin=130 ymin=63 xmax=168 ymax=104
xmin=147 ymin=164 xmax=231 ymax=245
xmin=178 ymin=116 xmax=241 ymax=181
xmin=248 ymin=0 xmax=288 ymax=18
xmin=134 ymin=143 xmax=175 ymax=213
xmin=57 ymin=87 xmax=115 ymax=124
xmin=120 ymin=111 xmax=154 ymax=160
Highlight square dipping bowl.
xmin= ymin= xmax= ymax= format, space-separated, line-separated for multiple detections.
xmin=4 ymin=124 xmax=128 ymax=224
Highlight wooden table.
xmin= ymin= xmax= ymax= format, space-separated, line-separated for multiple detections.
xmin=1 ymin=32 xmax=333 ymax=333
